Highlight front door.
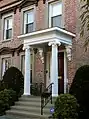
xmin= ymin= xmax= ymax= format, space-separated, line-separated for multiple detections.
xmin=58 ymin=52 xmax=64 ymax=94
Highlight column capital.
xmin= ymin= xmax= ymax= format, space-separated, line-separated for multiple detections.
xmin=48 ymin=40 xmax=61 ymax=47
xmin=23 ymin=45 xmax=31 ymax=50
xmin=65 ymin=45 xmax=72 ymax=61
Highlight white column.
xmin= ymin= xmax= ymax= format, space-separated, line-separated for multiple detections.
xmin=49 ymin=41 xmax=61 ymax=97
xmin=24 ymin=46 xmax=31 ymax=95
xmin=64 ymin=51 xmax=68 ymax=93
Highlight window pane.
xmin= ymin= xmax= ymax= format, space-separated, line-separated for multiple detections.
xmin=8 ymin=18 xmax=12 ymax=29
xmin=51 ymin=15 xmax=62 ymax=27
xmin=6 ymin=29 xmax=12 ymax=39
xmin=27 ymin=11 xmax=34 ymax=23
xmin=26 ymin=23 xmax=34 ymax=33
xmin=52 ymin=3 xmax=62 ymax=16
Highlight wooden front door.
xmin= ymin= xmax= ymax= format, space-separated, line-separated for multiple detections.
xmin=58 ymin=52 xmax=64 ymax=94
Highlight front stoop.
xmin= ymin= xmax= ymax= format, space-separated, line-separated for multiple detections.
xmin=6 ymin=96 xmax=54 ymax=119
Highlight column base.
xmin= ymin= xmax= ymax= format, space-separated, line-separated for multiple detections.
xmin=23 ymin=93 xmax=31 ymax=96
xmin=52 ymin=94 xmax=58 ymax=97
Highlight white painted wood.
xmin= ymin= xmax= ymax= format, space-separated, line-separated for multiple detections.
xmin=51 ymin=44 xmax=58 ymax=97
xmin=24 ymin=46 xmax=31 ymax=95
xmin=46 ymin=52 xmax=51 ymax=87
xmin=49 ymin=41 xmax=61 ymax=97
xmin=64 ymin=51 xmax=68 ymax=93
xmin=18 ymin=27 xmax=75 ymax=47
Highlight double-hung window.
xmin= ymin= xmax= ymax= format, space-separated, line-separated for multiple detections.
xmin=49 ymin=2 xmax=62 ymax=28
xmin=24 ymin=9 xmax=34 ymax=34
xmin=4 ymin=16 xmax=12 ymax=40
xmin=2 ymin=58 xmax=11 ymax=77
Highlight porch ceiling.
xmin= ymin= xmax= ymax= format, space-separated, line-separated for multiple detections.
xmin=18 ymin=27 xmax=76 ymax=47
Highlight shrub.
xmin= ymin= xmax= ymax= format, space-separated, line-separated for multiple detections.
xmin=0 ymin=89 xmax=17 ymax=115
xmin=69 ymin=65 xmax=89 ymax=119
xmin=0 ymin=89 xmax=10 ymax=110
xmin=2 ymin=67 xmax=24 ymax=96
xmin=53 ymin=94 xmax=79 ymax=119
xmin=4 ymin=89 xmax=17 ymax=106
xmin=0 ymin=100 xmax=5 ymax=116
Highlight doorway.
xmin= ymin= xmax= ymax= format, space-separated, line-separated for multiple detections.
xmin=58 ymin=52 xmax=64 ymax=94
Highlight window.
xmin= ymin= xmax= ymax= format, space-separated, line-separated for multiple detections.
xmin=2 ymin=58 xmax=11 ymax=77
xmin=4 ymin=16 xmax=12 ymax=40
xmin=49 ymin=2 xmax=62 ymax=28
xmin=21 ymin=54 xmax=33 ymax=75
xmin=21 ymin=55 xmax=25 ymax=75
xmin=24 ymin=9 xmax=34 ymax=34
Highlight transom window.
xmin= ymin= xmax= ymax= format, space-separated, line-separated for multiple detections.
xmin=4 ymin=16 xmax=12 ymax=40
xmin=24 ymin=9 xmax=34 ymax=34
xmin=49 ymin=2 xmax=62 ymax=28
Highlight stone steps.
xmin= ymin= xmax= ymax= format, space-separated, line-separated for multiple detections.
xmin=6 ymin=96 xmax=54 ymax=119
xmin=6 ymin=110 xmax=50 ymax=119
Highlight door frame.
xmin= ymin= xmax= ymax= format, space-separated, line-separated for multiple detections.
xmin=46 ymin=50 xmax=68 ymax=93
xmin=58 ymin=50 xmax=68 ymax=94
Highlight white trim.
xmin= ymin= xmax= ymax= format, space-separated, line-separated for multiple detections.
xmin=46 ymin=52 xmax=51 ymax=87
xmin=64 ymin=50 xmax=67 ymax=93
xmin=18 ymin=27 xmax=75 ymax=39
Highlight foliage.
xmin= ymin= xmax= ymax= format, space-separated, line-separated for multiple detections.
xmin=0 ymin=89 xmax=17 ymax=116
xmin=2 ymin=66 xmax=24 ymax=96
xmin=80 ymin=0 xmax=89 ymax=48
xmin=31 ymin=83 xmax=42 ymax=96
xmin=53 ymin=94 xmax=79 ymax=119
xmin=0 ymin=100 xmax=5 ymax=116
xmin=70 ymin=65 xmax=89 ymax=119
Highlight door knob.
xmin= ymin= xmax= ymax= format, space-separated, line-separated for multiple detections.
xmin=58 ymin=76 xmax=62 ymax=79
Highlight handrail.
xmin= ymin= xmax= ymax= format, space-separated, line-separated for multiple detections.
xmin=41 ymin=83 xmax=54 ymax=115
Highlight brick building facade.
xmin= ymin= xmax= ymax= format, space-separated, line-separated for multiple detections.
xmin=0 ymin=0 xmax=77 ymax=95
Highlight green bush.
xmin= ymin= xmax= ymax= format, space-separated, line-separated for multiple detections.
xmin=53 ymin=94 xmax=79 ymax=119
xmin=4 ymin=89 xmax=17 ymax=106
xmin=0 ymin=89 xmax=10 ymax=110
xmin=2 ymin=66 xmax=24 ymax=96
xmin=0 ymin=100 xmax=5 ymax=116
xmin=69 ymin=65 xmax=89 ymax=119
xmin=0 ymin=89 xmax=17 ymax=115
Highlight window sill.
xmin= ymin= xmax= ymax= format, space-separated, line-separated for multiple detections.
xmin=1 ymin=39 xmax=13 ymax=43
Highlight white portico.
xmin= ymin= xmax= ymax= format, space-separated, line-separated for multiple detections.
xmin=18 ymin=27 xmax=75 ymax=97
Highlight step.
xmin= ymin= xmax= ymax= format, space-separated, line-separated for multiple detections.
xmin=11 ymin=105 xmax=51 ymax=115
xmin=15 ymin=101 xmax=40 ymax=106
xmin=15 ymin=101 xmax=54 ymax=108
xmin=6 ymin=110 xmax=51 ymax=119
xmin=19 ymin=97 xmax=41 ymax=102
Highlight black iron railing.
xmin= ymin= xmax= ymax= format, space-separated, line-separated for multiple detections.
xmin=41 ymin=83 xmax=54 ymax=115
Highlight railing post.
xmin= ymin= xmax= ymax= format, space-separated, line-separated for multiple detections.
xmin=51 ymin=84 xmax=52 ymax=104
xmin=41 ymin=97 xmax=44 ymax=115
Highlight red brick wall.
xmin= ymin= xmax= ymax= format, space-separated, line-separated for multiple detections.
xmin=64 ymin=0 xmax=77 ymax=33
xmin=36 ymin=0 xmax=46 ymax=30
xmin=0 ymin=0 xmax=77 ymax=84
